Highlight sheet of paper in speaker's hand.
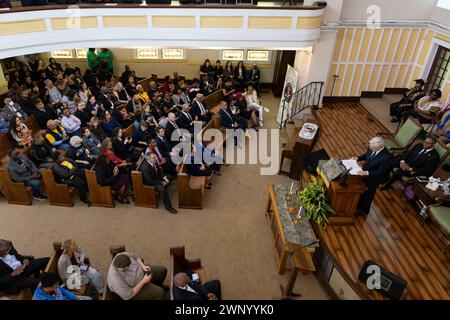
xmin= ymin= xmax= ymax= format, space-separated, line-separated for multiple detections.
xmin=342 ymin=159 xmax=361 ymax=175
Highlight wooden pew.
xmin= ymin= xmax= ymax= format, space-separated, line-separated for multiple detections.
xmin=0 ymin=167 xmax=32 ymax=205
xmin=137 ymin=77 xmax=152 ymax=93
xmin=177 ymin=161 xmax=206 ymax=210
xmin=85 ymin=169 xmax=114 ymax=208
xmin=131 ymin=160 xmax=158 ymax=208
xmin=169 ymin=246 xmax=206 ymax=300
xmin=103 ymin=244 xmax=126 ymax=300
xmin=203 ymin=90 xmax=225 ymax=115
xmin=123 ymin=124 xmax=135 ymax=138
xmin=41 ymin=168 xmax=73 ymax=207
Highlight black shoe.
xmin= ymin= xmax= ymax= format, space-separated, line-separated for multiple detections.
xmin=214 ymin=171 xmax=221 ymax=176
xmin=81 ymin=198 xmax=91 ymax=206
xmin=167 ymin=207 xmax=178 ymax=214
xmin=33 ymin=195 xmax=47 ymax=201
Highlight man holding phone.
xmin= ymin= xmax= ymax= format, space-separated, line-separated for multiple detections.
xmin=107 ymin=252 xmax=168 ymax=300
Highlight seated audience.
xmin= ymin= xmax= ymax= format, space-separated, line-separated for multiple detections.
xmin=67 ymin=136 xmax=95 ymax=168
xmin=132 ymin=121 xmax=154 ymax=148
xmin=113 ymin=82 xmax=130 ymax=105
xmin=96 ymin=146 xmax=130 ymax=204
xmin=137 ymin=85 xmax=150 ymax=105
xmin=45 ymin=120 xmax=70 ymax=151
xmin=113 ymin=106 xmax=134 ymax=128
xmin=33 ymin=272 xmax=92 ymax=301
xmin=45 ymin=79 xmax=62 ymax=106
xmin=9 ymin=116 xmax=33 ymax=147
xmin=86 ymin=95 xmax=103 ymax=119
xmin=57 ymin=240 xmax=103 ymax=296
xmin=213 ymin=60 xmax=224 ymax=82
xmin=3 ymin=96 xmax=27 ymax=119
xmin=0 ymin=239 xmax=49 ymax=295
xmin=172 ymin=88 xmax=190 ymax=109
xmin=401 ymin=89 xmax=444 ymax=124
xmin=173 ymin=272 xmax=221 ymax=301
xmin=111 ymin=127 xmax=141 ymax=163
xmin=188 ymin=144 xmax=213 ymax=189
xmin=18 ymin=88 xmax=36 ymax=116
xmin=389 ymin=79 xmax=425 ymax=122
xmin=97 ymin=86 xmax=114 ymax=112
xmin=77 ymin=82 xmax=91 ymax=104
xmin=29 ymin=134 xmax=55 ymax=169
xmin=381 ymin=137 xmax=439 ymax=189
xmin=89 ymin=116 xmax=107 ymax=142
xmin=155 ymin=126 xmax=174 ymax=161
xmin=125 ymin=76 xmax=137 ymax=97
xmin=107 ymin=252 xmax=168 ymax=300
xmin=61 ymin=90 xmax=77 ymax=113
xmin=74 ymin=102 xmax=91 ymax=127
xmin=101 ymin=111 xmax=122 ymax=137
xmin=247 ymin=63 xmax=261 ymax=94
xmin=61 ymin=108 xmax=81 ymax=137
xmin=140 ymin=152 xmax=177 ymax=214
xmin=7 ymin=149 xmax=47 ymax=200
xmin=165 ymin=112 xmax=183 ymax=147
xmin=436 ymin=105 xmax=450 ymax=143
xmin=177 ymin=103 xmax=195 ymax=133
xmin=0 ymin=109 xmax=11 ymax=134
xmin=243 ymin=85 xmax=270 ymax=127
xmin=33 ymin=98 xmax=54 ymax=129
xmin=190 ymin=92 xmax=210 ymax=123
xmin=200 ymin=59 xmax=215 ymax=79
xmin=81 ymin=127 xmax=102 ymax=156
xmin=234 ymin=61 xmax=247 ymax=91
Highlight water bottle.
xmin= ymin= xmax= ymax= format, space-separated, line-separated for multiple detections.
xmin=419 ymin=205 xmax=427 ymax=218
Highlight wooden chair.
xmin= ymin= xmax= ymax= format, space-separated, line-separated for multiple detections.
xmin=177 ymin=162 xmax=206 ymax=210
xmin=131 ymin=161 xmax=158 ymax=208
xmin=85 ymin=169 xmax=114 ymax=208
xmin=377 ymin=117 xmax=422 ymax=156
xmin=102 ymin=244 xmax=126 ymax=300
xmin=0 ymin=167 xmax=32 ymax=205
xmin=41 ymin=168 xmax=73 ymax=207
xmin=169 ymin=246 xmax=206 ymax=300
xmin=426 ymin=199 xmax=450 ymax=254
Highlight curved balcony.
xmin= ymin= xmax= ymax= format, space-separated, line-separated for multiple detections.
xmin=0 ymin=3 xmax=324 ymax=58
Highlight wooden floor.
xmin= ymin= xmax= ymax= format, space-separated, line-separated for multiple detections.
xmin=308 ymin=102 xmax=450 ymax=300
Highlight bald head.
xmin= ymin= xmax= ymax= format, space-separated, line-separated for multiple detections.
xmin=173 ymin=272 xmax=189 ymax=287
xmin=168 ymin=112 xmax=176 ymax=122
xmin=0 ymin=239 xmax=12 ymax=256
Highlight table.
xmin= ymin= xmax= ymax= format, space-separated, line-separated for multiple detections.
xmin=412 ymin=166 xmax=450 ymax=206
xmin=280 ymin=115 xmax=320 ymax=180
xmin=265 ymin=184 xmax=317 ymax=275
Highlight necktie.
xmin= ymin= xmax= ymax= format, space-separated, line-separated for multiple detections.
xmin=185 ymin=112 xmax=192 ymax=121
xmin=198 ymin=101 xmax=206 ymax=113
xmin=154 ymin=147 xmax=163 ymax=162
xmin=225 ymin=110 xmax=233 ymax=121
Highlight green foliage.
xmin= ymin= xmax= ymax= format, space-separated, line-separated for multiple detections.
xmin=298 ymin=177 xmax=334 ymax=227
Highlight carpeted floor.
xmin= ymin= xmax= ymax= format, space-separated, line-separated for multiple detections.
xmin=0 ymin=91 xmax=328 ymax=300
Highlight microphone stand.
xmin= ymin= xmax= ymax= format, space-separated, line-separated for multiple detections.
xmin=280 ymin=239 xmax=320 ymax=300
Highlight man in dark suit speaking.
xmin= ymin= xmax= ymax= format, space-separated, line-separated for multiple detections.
xmin=353 ymin=136 xmax=392 ymax=215
xmin=381 ymin=137 xmax=439 ymax=189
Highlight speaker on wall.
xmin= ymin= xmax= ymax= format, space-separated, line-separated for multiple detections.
xmin=358 ymin=260 xmax=407 ymax=300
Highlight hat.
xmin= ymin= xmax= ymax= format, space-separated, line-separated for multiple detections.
xmin=70 ymin=136 xmax=82 ymax=148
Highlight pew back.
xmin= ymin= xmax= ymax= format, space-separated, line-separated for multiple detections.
xmin=0 ymin=167 xmax=32 ymax=205
xmin=41 ymin=168 xmax=73 ymax=207
xmin=85 ymin=169 xmax=114 ymax=208
xmin=177 ymin=161 xmax=205 ymax=210
xmin=131 ymin=160 xmax=158 ymax=208
xmin=103 ymin=245 xmax=126 ymax=300
xmin=203 ymin=90 xmax=225 ymax=114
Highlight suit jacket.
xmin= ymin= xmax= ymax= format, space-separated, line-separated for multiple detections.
xmin=165 ymin=121 xmax=181 ymax=146
xmin=401 ymin=143 xmax=439 ymax=176
xmin=0 ymin=245 xmax=26 ymax=289
xmin=140 ymin=160 xmax=164 ymax=186
xmin=34 ymin=108 xmax=54 ymax=129
xmin=189 ymin=100 xmax=208 ymax=122
xmin=358 ymin=148 xmax=392 ymax=183
xmin=177 ymin=112 xmax=194 ymax=131
xmin=97 ymin=93 xmax=114 ymax=111
xmin=172 ymin=281 xmax=209 ymax=301
xmin=156 ymin=136 xmax=172 ymax=159
xmin=219 ymin=108 xmax=235 ymax=129
xmin=52 ymin=158 xmax=79 ymax=184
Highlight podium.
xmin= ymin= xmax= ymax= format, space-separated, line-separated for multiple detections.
xmin=280 ymin=115 xmax=320 ymax=180
xmin=326 ymin=177 xmax=367 ymax=225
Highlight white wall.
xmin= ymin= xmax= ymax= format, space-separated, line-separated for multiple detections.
xmin=430 ymin=5 xmax=450 ymax=27
xmin=304 ymin=0 xmax=344 ymax=23
xmin=340 ymin=0 xmax=437 ymax=21
xmin=39 ymin=48 xmax=276 ymax=83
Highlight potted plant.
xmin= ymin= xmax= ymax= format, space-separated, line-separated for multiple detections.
xmin=298 ymin=177 xmax=334 ymax=227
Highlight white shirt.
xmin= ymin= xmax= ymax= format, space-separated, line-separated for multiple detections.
xmin=177 ymin=285 xmax=198 ymax=294
xmin=244 ymin=91 xmax=260 ymax=106
xmin=417 ymin=96 xmax=443 ymax=112
xmin=0 ymin=254 xmax=22 ymax=270
xmin=61 ymin=115 xmax=81 ymax=133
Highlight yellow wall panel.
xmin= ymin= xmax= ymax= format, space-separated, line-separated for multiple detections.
xmin=0 ymin=19 xmax=46 ymax=36
xmin=358 ymin=29 xmax=372 ymax=62
xmin=377 ymin=65 xmax=390 ymax=91
xmin=411 ymin=29 xmax=425 ymax=64
xmin=410 ymin=66 xmax=423 ymax=87
xmin=333 ymin=29 xmax=345 ymax=62
xmin=340 ymin=28 xmax=355 ymax=62
xmin=248 ymin=16 xmax=292 ymax=29
xmin=103 ymin=16 xmax=147 ymax=28
xmin=403 ymin=29 xmax=419 ymax=63
xmin=325 ymin=64 xmax=337 ymax=96
xmin=342 ymin=64 xmax=355 ymax=96
xmin=393 ymin=29 xmax=409 ymax=62
xmin=385 ymin=29 xmax=401 ymax=63
xmin=297 ymin=16 xmax=322 ymax=29
xmin=387 ymin=65 xmax=399 ymax=88
xmin=442 ymin=83 xmax=450 ymax=105
xmin=333 ymin=65 xmax=345 ymax=96
xmin=350 ymin=65 xmax=364 ymax=96
xmin=369 ymin=65 xmax=381 ymax=91
xmin=375 ymin=29 xmax=391 ymax=62
xmin=349 ymin=29 xmax=362 ymax=62
xmin=359 ymin=65 xmax=372 ymax=94
xmin=417 ymin=31 xmax=434 ymax=66
xmin=367 ymin=29 xmax=382 ymax=62
xmin=395 ymin=65 xmax=408 ymax=88
xmin=200 ymin=16 xmax=243 ymax=28
xmin=152 ymin=16 xmax=195 ymax=28
xmin=51 ymin=17 xmax=98 ymax=30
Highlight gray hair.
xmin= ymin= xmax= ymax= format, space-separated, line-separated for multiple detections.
xmin=369 ymin=136 xmax=384 ymax=148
